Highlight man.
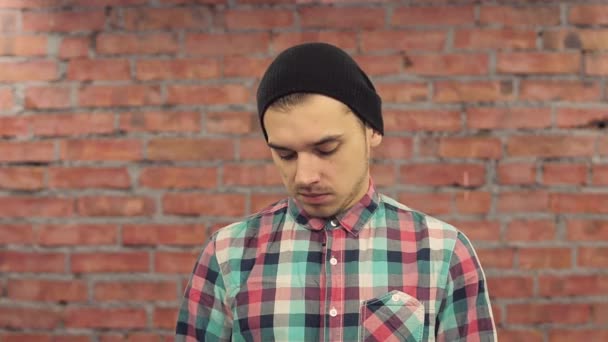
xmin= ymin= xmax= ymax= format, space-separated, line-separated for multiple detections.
xmin=175 ymin=42 xmax=497 ymax=341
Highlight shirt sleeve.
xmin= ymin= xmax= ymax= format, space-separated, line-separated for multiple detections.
xmin=175 ymin=235 xmax=232 ymax=341
xmin=436 ymin=232 xmax=497 ymax=341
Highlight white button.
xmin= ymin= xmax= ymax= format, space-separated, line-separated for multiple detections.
xmin=392 ymin=294 xmax=400 ymax=302
xmin=330 ymin=220 xmax=338 ymax=227
xmin=329 ymin=308 xmax=338 ymax=317
xmin=330 ymin=257 xmax=337 ymax=265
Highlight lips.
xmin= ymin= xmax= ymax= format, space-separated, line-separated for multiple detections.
xmin=299 ymin=192 xmax=331 ymax=204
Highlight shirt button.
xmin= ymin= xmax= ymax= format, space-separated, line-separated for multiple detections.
xmin=330 ymin=220 xmax=338 ymax=227
xmin=330 ymin=257 xmax=338 ymax=265
xmin=392 ymin=294 xmax=400 ymax=302
xmin=329 ymin=308 xmax=338 ymax=317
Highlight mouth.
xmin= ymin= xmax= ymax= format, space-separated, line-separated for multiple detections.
xmin=298 ymin=192 xmax=332 ymax=204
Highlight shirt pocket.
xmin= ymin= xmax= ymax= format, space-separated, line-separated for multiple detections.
xmin=359 ymin=290 xmax=425 ymax=342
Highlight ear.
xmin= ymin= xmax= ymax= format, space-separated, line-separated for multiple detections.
xmin=368 ymin=128 xmax=382 ymax=147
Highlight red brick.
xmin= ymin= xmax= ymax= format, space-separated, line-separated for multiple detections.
xmin=497 ymin=162 xmax=536 ymax=185
xmin=578 ymin=247 xmax=608 ymax=267
xmin=497 ymin=191 xmax=548 ymax=213
xmin=223 ymin=56 xmax=271 ymax=78
xmin=454 ymin=192 xmax=492 ymax=215
xmin=224 ymin=9 xmax=293 ymax=30
xmin=223 ymin=164 xmax=282 ymax=186
xmin=556 ymin=108 xmax=608 ymax=128
xmin=68 ymin=58 xmax=130 ymax=81
xmin=155 ymin=251 xmax=200 ymax=274
xmin=353 ymin=55 xmax=403 ymax=76
xmin=0 ymin=224 xmax=34 ymax=244
xmin=0 ymin=197 xmax=73 ymax=218
xmin=31 ymin=113 xmax=114 ymax=137
xmin=361 ymin=30 xmax=446 ymax=52
xmin=239 ymin=137 xmax=272 ymax=160
xmin=272 ymin=32 xmax=357 ymax=52
xmin=123 ymin=224 xmax=207 ymax=246
xmin=77 ymin=196 xmax=155 ymax=217
xmin=371 ymin=137 xmax=413 ymax=159
xmin=568 ymin=220 xmax=608 ymax=241
xmin=163 ymin=193 xmax=246 ymax=217
xmin=300 ymin=7 xmax=384 ymax=29
xmin=454 ymin=28 xmax=537 ymax=49
xmin=96 ymin=33 xmax=178 ymax=55
xmin=65 ymin=308 xmax=147 ymax=329
xmin=59 ymin=37 xmax=89 ymax=58
xmin=594 ymin=304 xmax=608 ymax=325
xmin=539 ymin=275 xmax=608 ymax=296
xmin=486 ymin=276 xmax=534 ymax=299
xmin=601 ymin=136 xmax=608 ymax=156
xmin=0 ymin=167 xmax=45 ymax=190
xmin=147 ymin=138 xmax=234 ymax=161
xmin=480 ymin=5 xmax=560 ymax=26
xmin=167 ymin=84 xmax=249 ymax=105
xmin=522 ymin=80 xmax=600 ymax=102
xmin=438 ymin=137 xmax=502 ymax=159
xmin=544 ymin=29 xmax=608 ymax=51
xmin=79 ymin=85 xmax=162 ymax=107
xmin=185 ymin=33 xmax=269 ymax=56
xmin=550 ymin=330 xmax=608 ymax=342
xmin=99 ymin=333 xmax=171 ymax=342
xmin=8 ymin=279 xmax=87 ymax=302
xmin=370 ymin=163 xmax=397 ymax=187
xmin=71 ymin=252 xmax=149 ymax=273
xmin=497 ymin=330 xmax=543 ymax=342
xmin=120 ymin=112 xmax=200 ymax=133
xmin=94 ymin=281 xmax=177 ymax=301
xmin=0 ymin=251 xmax=65 ymax=272
xmin=398 ymin=192 xmax=452 ymax=215
xmin=507 ymin=135 xmax=595 ymax=157
xmin=453 ymin=220 xmax=500 ymax=243
xmin=434 ymin=80 xmax=514 ymax=103
xmin=0 ymin=35 xmax=47 ymax=56
xmin=0 ymin=141 xmax=55 ymax=163
xmin=383 ymin=110 xmax=460 ymax=132
xmin=467 ymin=107 xmax=551 ymax=130
xmin=392 ymin=6 xmax=473 ymax=26
xmin=250 ymin=193 xmax=287 ymax=213
xmin=507 ymin=303 xmax=591 ymax=324
xmin=24 ymin=86 xmax=71 ymax=109
xmin=0 ymin=88 xmax=13 ymax=110
xmin=23 ymin=10 xmax=105 ymax=32
xmin=0 ymin=333 xmax=90 ymax=342
xmin=140 ymin=167 xmax=216 ymax=189
xmin=593 ymin=164 xmax=608 ymax=185
xmin=61 ymin=139 xmax=142 ymax=161
xmin=0 ymin=117 xmax=27 ymax=137
xmin=405 ymin=54 xmax=489 ymax=76
xmin=569 ymin=5 xmax=608 ymax=25
xmin=506 ymin=219 xmax=556 ymax=241
xmin=519 ymin=247 xmax=572 ymax=269
xmin=542 ymin=163 xmax=587 ymax=185
xmin=0 ymin=60 xmax=57 ymax=81
xmin=136 ymin=59 xmax=219 ymax=80
xmin=49 ymin=167 xmax=129 ymax=189
xmin=0 ymin=307 xmax=62 ymax=329
xmin=124 ymin=7 xmax=209 ymax=30
xmin=375 ymin=82 xmax=429 ymax=103
xmin=550 ymin=193 xmax=608 ymax=214
xmin=0 ymin=11 xmax=18 ymax=32
xmin=498 ymin=52 xmax=580 ymax=74
xmin=585 ymin=54 xmax=608 ymax=75
xmin=154 ymin=307 xmax=178 ymax=329
xmin=476 ymin=248 xmax=515 ymax=269
xmin=38 ymin=224 xmax=118 ymax=246
xmin=400 ymin=163 xmax=485 ymax=186
xmin=206 ymin=111 xmax=254 ymax=134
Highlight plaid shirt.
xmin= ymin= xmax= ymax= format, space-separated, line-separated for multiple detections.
xmin=176 ymin=179 xmax=497 ymax=341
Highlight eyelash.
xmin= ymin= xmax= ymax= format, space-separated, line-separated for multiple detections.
xmin=279 ymin=149 xmax=337 ymax=160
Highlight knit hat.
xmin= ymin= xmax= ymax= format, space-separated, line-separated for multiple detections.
xmin=256 ymin=42 xmax=383 ymax=141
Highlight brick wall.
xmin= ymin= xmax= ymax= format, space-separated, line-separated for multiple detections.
xmin=1 ymin=0 xmax=607 ymax=341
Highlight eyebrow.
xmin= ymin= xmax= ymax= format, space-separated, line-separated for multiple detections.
xmin=267 ymin=134 xmax=343 ymax=151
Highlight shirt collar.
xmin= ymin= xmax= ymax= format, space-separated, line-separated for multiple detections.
xmin=287 ymin=177 xmax=380 ymax=236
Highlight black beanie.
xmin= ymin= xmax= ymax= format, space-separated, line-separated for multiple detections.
xmin=256 ymin=42 xmax=383 ymax=141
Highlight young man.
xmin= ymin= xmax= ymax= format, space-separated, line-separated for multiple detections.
xmin=175 ymin=43 xmax=497 ymax=341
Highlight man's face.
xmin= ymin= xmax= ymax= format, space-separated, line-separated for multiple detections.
xmin=263 ymin=94 xmax=382 ymax=218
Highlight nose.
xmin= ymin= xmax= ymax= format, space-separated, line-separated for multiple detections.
xmin=294 ymin=153 xmax=321 ymax=186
